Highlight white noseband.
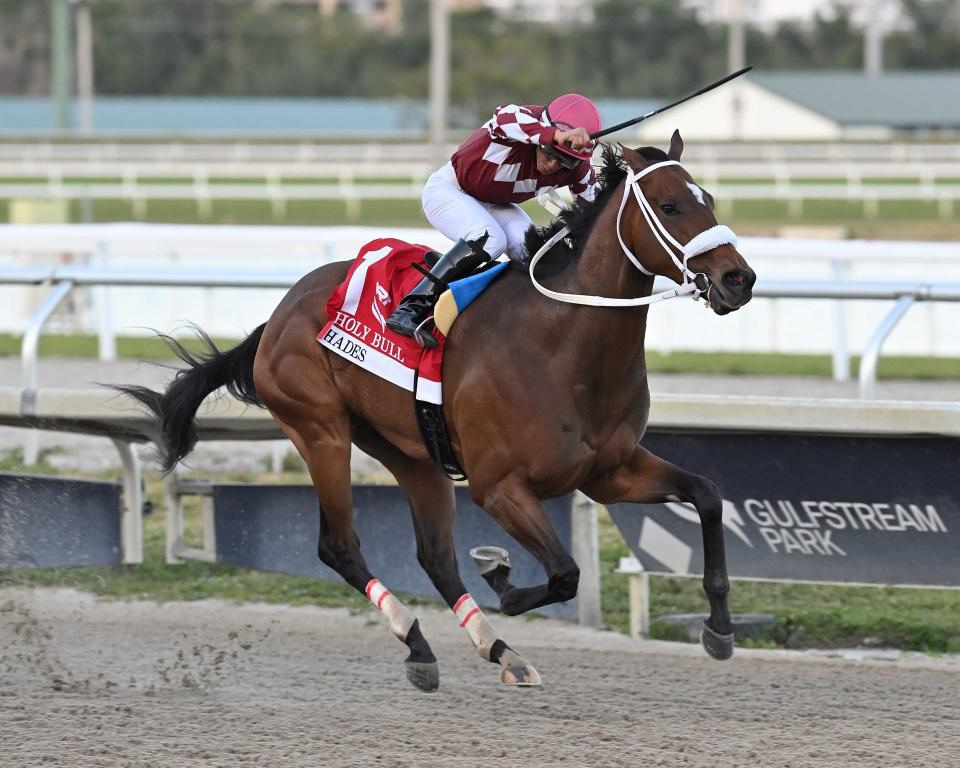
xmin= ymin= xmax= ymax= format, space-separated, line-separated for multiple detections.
xmin=616 ymin=159 xmax=738 ymax=286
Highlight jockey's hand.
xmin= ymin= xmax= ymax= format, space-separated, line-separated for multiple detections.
xmin=553 ymin=126 xmax=592 ymax=153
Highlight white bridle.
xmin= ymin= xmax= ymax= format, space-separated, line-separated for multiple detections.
xmin=529 ymin=159 xmax=739 ymax=307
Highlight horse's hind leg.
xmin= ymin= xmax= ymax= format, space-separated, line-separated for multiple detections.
xmin=581 ymin=444 xmax=734 ymax=660
xmin=270 ymin=408 xmax=440 ymax=691
xmin=353 ymin=426 xmax=541 ymax=687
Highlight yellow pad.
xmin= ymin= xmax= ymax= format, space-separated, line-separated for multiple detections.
xmin=433 ymin=290 xmax=459 ymax=337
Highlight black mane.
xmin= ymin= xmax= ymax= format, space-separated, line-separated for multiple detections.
xmin=523 ymin=144 xmax=670 ymax=274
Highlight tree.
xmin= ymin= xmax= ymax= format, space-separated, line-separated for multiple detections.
xmin=572 ymin=0 xmax=724 ymax=98
xmin=0 ymin=0 xmax=51 ymax=94
xmin=887 ymin=0 xmax=960 ymax=69
xmin=3 ymin=0 xmax=960 ymax=100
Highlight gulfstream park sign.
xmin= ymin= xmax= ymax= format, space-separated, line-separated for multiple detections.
xmin=608 ymin=431 xmax=960 ymax=587
xmin=740 ymin=497 xmax=946 ymax=556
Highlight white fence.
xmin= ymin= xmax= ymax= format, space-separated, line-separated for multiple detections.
xmin=4 ymin=180 xmax=959 ymax=224
xmin=5 ymin=140 xmax=960 ymax=220
xmin=2 ymin=223 xmax=960 ymax=365
xmin=5 ymin=139 xmax=960 ymax=163
xmin=4 ymin=159 xmax=959 ymax=184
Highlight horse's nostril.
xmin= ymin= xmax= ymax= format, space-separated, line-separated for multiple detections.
xmin=723 ymin=269 xmax=749 ymax=290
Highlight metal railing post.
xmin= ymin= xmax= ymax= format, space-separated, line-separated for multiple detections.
xmin=164 ymin=471 xmax=184 ymax=564
xmin=20 ymin=279 xmax=74 ymax=464
xmin=616 ymin=556 xmax=650 ymax=639
xmin=831 ymin=258 xmax=850 ymax=382
xmin=164 ymin=477 xmax=217 ymax=564
xmin=95 ymin=241 xmax=117 ymax=361
xmin=630 ymin=571 xmax=650 ymax=639
xmin=572 ymin=492 xmax=601 ymax=628
xmin=111 ymin=438 xmax=143 ymax=564
xmin=859 ymin=294 xmax=916 ymax=399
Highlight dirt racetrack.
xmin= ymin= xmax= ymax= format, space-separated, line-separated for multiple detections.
xmin=2 ymin=588 xmax=958 ymax=768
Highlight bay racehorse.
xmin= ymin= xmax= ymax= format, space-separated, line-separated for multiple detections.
xmin=119 ymin=132 xmax=755 ymax=692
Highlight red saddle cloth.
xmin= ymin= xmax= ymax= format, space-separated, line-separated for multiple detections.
xmin=316 ymin=238 xmax=445 ymax=403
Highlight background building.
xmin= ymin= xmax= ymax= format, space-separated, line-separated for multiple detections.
xmin=681 ymin=0 xmax=902 ymax=29
xmin=633 ymin=70 xmax=960 ymax=141
xmin=481 ymin=0 xmax=593 ymax=24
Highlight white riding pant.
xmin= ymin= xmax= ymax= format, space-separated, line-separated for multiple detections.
xmin=421 ymin=162 xmax=533 ymax=262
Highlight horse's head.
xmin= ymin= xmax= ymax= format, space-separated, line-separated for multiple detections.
xmin=618 ymin=131 xmax=755 ymax=315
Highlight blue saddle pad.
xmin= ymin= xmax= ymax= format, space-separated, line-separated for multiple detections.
xmin=448 ymin=261 xmax=510 ymax=312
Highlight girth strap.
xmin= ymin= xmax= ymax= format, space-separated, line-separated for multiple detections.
xmin=413 ymin=366 xmax=466 ymax=481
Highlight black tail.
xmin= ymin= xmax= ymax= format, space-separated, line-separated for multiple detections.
xmin=112 ymin=324 xmax=265 ymax=473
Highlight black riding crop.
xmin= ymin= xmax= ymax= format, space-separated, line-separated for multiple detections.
xmin=588 ymin=66 xmax=753 ymax=141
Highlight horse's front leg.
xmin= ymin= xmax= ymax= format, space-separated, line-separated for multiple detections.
xmin=474 ymin=476 xmax=581 ymax=616
xmin=582 ymin=444 xmax=734 ymax=660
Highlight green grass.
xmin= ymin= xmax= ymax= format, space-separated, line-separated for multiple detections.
xmin=3 ymin=514 xmax=369 ymax=609
xmin=0 ymin=332 xmax=242 ymax=360
xmin=2 ymin=332 xmax=957 ymax=380
xmin=63 ymin=197 xmax=428 ymax=226
xmin=1 ymin=463 xmax=440 ymax=611
xmin=0 ymin=197 xmax=428 ymax=226
xmin=2 ymin=176 xmax=954 ymax=187
xmin=0 ymin=460 xmax=369 ymax=608
xmin=2 ymin=191 xmax=958 ymax=238
xmin=595 ymin=510 xmax=960 ymax=653
xmin=644 ymin=350 xmax=960 ymax=380
xmin=0 ymin=176 xmax=425 ymax=186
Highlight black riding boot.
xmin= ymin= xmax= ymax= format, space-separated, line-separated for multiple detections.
xmin=386 ymin=238 xmax=488 ymax=348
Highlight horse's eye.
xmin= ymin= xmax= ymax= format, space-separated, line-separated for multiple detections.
xmin=660 ymin=203 xmax=678 ymax=216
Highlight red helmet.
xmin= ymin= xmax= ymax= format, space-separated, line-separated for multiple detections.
xmin=545 ymin=93 xmax=601 ymax=162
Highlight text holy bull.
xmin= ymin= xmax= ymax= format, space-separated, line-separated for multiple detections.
xmin=742 ymin=498 xmax=947 ymax=556
xmin=324 ymin=311 xmax=407 ymax=364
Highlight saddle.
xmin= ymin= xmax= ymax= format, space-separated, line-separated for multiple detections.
xmin=316 ymin=238 xmax=508 ymax=478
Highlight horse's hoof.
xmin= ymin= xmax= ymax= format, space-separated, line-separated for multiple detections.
xmin=498 ymin=649 xmax=541 ymax=687
xmin=700 ymin=621 xmax=735 ymax=661
xmin=470 ymin=546 xmax=511 ymax=576
xmin=404 ymin=660 xmax=440 ymax=692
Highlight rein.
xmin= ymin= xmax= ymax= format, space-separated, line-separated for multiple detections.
xmin=528 ymin=159 xmax=739 ymax=308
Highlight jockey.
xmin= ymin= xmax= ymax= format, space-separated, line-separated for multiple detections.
xmin=386 ymin=93 xmax=602 ymax=347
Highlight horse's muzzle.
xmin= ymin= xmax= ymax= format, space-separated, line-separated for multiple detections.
xmin=707 ymin=267 xmax=756 ymax=315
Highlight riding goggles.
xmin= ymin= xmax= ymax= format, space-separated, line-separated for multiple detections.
xmin=540 ymin=142 xmax=582 ymax=171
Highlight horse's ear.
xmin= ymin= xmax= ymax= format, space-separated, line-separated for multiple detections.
xmin=620 ymin=144 xmax=653 ymax=173
xmin=668 ymin=129 xmax=684 ymax=161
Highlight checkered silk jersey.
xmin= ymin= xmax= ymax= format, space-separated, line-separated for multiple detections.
xmin=450 ymin=104 xmax=599 ymax=206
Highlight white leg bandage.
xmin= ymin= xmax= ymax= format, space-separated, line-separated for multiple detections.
xmin=365 ymin=579 xmax=416 ymax=641
xmin=453 ymin=594 xmax=501 ymax=660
